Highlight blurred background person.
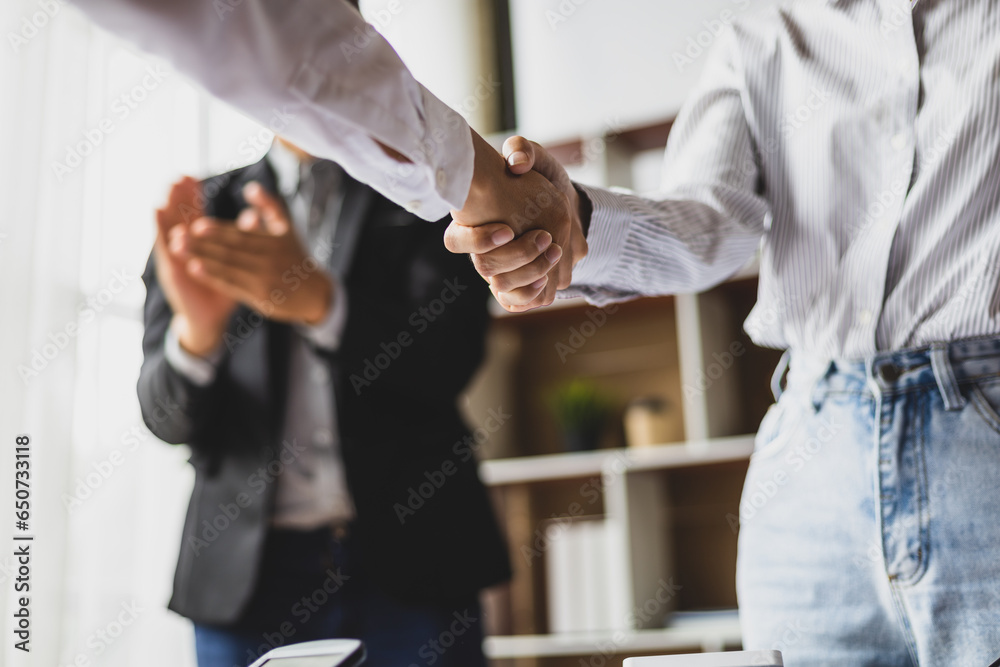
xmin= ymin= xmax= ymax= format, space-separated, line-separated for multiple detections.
xmin=136 ymin=136 xmax=510 ymax=667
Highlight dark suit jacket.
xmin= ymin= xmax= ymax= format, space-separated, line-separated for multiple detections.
xmin=137 ymin=157 xmax=511 ymax=626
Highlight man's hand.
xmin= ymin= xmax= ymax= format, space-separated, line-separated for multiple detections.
xmin=154 ymin=176 xmax=237 ymax=357
xmin=446 ymin=134 xmax=588 ymax=312
xmin=170 ymin=182 xmax=334 ymax=326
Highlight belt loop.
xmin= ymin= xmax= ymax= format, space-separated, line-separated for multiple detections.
xmin=771 ymin=350 xmax=792 ymax=402
xmin=810 ymin=361 xmax=834 ymax=412
xmin=930 ymin=343 xmax=966 ymax=411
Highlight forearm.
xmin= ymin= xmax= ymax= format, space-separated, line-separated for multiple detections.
xmin=565 ymin=183 xmax=766 ymax=305
xmin=136 ymin=350 xmax=214 ymax=445
xmin=298 ymin=274 xmax=348 ymax=351
xmin=71 ymin=0 xmax=474 ymax=219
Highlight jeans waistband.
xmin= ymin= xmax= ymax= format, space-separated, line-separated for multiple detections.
xmin=773 ymin=335 xmax=1000 ymax=410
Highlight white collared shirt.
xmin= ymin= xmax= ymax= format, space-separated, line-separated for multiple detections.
xmin=571 ymin=0 xmax=1000 ymax=360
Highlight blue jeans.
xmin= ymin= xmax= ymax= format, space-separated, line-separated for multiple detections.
xmin=737 ymin=338 xmax=1000 ymax=665
xmin=192 ymin=527 xmax=486 ymax=667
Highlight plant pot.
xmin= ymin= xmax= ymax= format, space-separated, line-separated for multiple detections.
xmin=562 ymin=428 xmax=601 ymax=452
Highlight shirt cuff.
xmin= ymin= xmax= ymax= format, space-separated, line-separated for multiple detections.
xmin=569 ymin=183 xmax=634 ymax=289
xmin=416 ymin=86 xmax=475 ymax=212
xmin=164 ymin=325 xmax=224 ymax=387
xmin=297 ymin=274 xmax=348 ymax=351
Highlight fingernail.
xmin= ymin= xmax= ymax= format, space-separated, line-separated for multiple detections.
xmin=508 ymin=151 xmax=529 ymax=167
xmin=535 ymin=232 xmax=552 ymax=251
xmin=530 ymin=276 xmax=548 ymax=291
xmin=545 ymin=245 xmax=562 ymax=264
xmin=492 ymin=228 xmax=514 ymax=246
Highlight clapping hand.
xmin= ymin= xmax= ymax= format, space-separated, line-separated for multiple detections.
xmin=168 ymin=182 xmax=334 ymax=328
xmin=154 ymin=176 xmax=238 ymax=357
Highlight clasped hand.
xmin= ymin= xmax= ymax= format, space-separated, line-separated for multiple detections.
xmin=447 ymin=133 xmax=588 ymax=312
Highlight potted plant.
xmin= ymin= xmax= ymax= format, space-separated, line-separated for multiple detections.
xmin=550 ymin=380 xmax=614 ymax=452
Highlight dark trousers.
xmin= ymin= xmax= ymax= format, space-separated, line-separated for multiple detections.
xmin=193 ymin=526 xmax=487 ymax=667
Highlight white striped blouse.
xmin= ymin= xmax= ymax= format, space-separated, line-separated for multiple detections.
xmin=569 ymin=0 xmax=1000 ymax=360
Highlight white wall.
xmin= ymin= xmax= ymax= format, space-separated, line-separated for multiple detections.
xmin=509 ymin=0 xmax=770 ymax=142
xmin=361 ymin=0 xmax=501 ymax=133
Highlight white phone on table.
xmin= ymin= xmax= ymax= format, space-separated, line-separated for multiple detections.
xmin=248 ymin=639 xmax=365 ymax=667
xmin=624 ymin=650 xmax=782 ymax=666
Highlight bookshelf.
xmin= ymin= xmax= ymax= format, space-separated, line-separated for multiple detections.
xmin=463 ymin=116 xmax=783 ymax=666
xmin=484 ymin=616 xmax=743 ymax=660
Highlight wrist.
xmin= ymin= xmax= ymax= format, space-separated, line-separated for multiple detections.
xmin=457 ymin=131 xmax=507 ymax=223
xmin=172 ymin=314 xmax=227 ymax=358
xmin=570 ymin=183 xmax=591 ymax=267
xmin=299 ymin=271 xmax=334 ymax=326
xmin=573 ymin=183 xmax=593 ymax=238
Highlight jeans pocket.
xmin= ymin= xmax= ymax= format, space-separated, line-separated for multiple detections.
xmin=751 ymin=398 xmax=798 ymax=462
xmin=967 ymin=377 xmax=1000 ymax=436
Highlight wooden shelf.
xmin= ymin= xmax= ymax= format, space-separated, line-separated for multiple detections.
xmin=467 ymin=114 xmax=772 ymax=653
xmin=479 ymin=436 xmax=754 ymax=486
xmin=484 ymin=615 xmax=743 ymax=658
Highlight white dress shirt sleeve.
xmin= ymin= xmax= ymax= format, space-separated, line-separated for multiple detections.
xmin=163 ymin=325 xmax=225 ymax=387
xmin=70 ymin=0 xmax=473 ymax=221
xmin=566 ymin=27 xmax=770 ymax=305
xmin=297 ymin=274 xmax=349 ymax=351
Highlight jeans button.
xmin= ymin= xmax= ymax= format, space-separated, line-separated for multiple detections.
xmin=879 ymin=363 xmax=901 ymax=383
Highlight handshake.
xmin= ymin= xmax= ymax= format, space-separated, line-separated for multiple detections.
xmin=445 ymin=133 xmax=590 ymax=313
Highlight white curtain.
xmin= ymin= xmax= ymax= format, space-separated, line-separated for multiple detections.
xmin=0 ymin=2 xmax=493 ymax=666
xmin=1 ymin=4 xmax=268 ymax=666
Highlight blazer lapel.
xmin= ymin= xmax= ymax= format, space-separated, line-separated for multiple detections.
xmin=327 ymin=174 xmax=374 ymax=277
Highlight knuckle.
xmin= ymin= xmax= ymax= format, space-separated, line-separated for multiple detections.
xmin=491 ymin=274 xmax=514 ymax=293
xmin=471 ymin=253 xmax=496 ymax=279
